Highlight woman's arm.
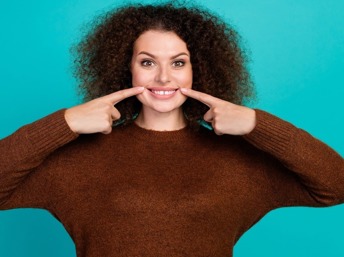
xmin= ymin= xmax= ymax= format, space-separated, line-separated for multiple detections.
xmin=244 ymin=110 xmax=344 ymax=206
xmin=181 ymin=88 xmax=344 ymax=206
xmin=0 ymin=87 xmax=145 ymax=210
xmin=0 ymin=110 xmax=78 ymax=208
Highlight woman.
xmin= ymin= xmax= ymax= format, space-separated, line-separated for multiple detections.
xmin=0 ymin=3 xmax=343 ymax=257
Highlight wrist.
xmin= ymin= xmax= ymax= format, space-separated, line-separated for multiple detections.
xmin=64 ymin=108 xmax=79 ymax=134
xmin=243 ymin=108 xmax=256 ymax=135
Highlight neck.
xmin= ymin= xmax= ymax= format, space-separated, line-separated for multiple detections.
xmin=135 ymin=108 xmax=187 ymax=131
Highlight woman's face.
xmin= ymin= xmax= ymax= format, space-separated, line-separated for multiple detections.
xmin=130 ymin=30 xmax=193 ymax=114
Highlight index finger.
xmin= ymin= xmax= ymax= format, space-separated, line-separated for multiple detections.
xmin=180 ymin=88 xmax=218 ymax=107
xmin=103 ymin=87 xmax=144 ymax=104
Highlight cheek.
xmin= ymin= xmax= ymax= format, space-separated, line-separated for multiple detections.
xmin=188 ymin=71 xmax=193 ymax=88
xmin=131 ymin=69 xmax=153 ymax=87
xmin=179 ymin=69 xmax=193 ymax=88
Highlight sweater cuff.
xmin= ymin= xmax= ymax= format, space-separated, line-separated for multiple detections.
xmin=243 ymin=109 xmax=298 ymax=157
xmin=25 ymin=109 xmax=79 ymax=158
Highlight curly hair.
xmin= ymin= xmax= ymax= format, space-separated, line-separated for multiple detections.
xmin=72 ymin=2 xmax=255 ymax=129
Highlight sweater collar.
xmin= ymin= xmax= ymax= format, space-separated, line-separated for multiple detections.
xmin=123 ymin=122 xmax=193 ymax=143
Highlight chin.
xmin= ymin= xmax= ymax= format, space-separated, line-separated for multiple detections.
xmin=137 ymin=94 xmax=187 ymax=114
xmin=147 ymin=102 xmax=184 ymax=114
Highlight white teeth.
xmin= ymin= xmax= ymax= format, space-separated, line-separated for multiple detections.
xmin=151 ymin=90 xmax=176 ymax=95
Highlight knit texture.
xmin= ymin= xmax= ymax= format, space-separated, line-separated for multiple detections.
xmin=0 ymin=109 xmax=343 ymax=257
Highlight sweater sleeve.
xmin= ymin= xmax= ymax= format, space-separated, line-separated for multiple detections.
xmin=0 ymin=109 xmax=78 ymax=209
xmin=243 ymin=109 xmax=344 ymax=207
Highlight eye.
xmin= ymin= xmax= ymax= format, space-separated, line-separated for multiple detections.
xmin=141 ymin=60 xmax=155 ymax=67
xmin=172 ymin=60 xmax=185 ymax=68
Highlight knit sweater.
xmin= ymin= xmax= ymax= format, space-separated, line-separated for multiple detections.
xmin=0 ymin=109 xmax=343 ymax=257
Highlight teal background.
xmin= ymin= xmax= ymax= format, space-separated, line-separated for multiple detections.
xmin=0 ymin=0 xmax=343 ymax=256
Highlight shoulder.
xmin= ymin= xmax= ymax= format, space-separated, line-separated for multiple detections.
xmin=45 ymin=124 xmax=130 ymax=160
xmin=195 ymin=125 xmax=266 ymax=158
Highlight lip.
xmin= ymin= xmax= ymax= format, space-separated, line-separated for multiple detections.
xmin=146 ymin=87 xmax=180 ymax=100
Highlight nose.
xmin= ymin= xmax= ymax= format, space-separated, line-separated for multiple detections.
xmin=155 ymin=65 xmax=171 ymax=84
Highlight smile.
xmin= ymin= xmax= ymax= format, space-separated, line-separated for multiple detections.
xmin=147 ymin=87 xmax=179 ymax=99
xmin=150 ymin=90 xmax=176 ymax=95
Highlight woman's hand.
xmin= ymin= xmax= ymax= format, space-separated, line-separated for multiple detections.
xmin=65 ymin=87 xmax=144 ymax=134
xmin=180 ymin=88 xmax=256 ymax=135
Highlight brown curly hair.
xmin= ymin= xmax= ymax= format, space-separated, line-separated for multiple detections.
xmin=72 ymin=2 xmax=255 ymax=129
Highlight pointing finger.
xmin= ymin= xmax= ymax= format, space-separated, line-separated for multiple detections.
xmin=180 ymin=88 xmax=218 ymax=107
xmin=103 ymin=87 xmax=144 ymax=104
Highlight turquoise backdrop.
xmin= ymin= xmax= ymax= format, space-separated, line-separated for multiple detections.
xmin=0 ymin=0 xmax=343 ymax=256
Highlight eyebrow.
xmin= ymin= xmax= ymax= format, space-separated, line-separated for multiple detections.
xmin=137 ymin=51 xmax=189 ymax=59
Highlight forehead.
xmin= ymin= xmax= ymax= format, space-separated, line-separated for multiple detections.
xmin=133 ymin=30 xmax=189 ymax=55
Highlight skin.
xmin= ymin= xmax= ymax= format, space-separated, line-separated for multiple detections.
xmin=65 ymin=29 xmax=256 ymax=135
xmin=64 ymin=87 xmax=144 ymax=134
xmin=130 ymin=30 xmax=193 ymax=131
xmin=180 ymin=88 xmax=256 ymax=135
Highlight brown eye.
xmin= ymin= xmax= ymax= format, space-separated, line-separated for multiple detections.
xmin=172 ymin=60 xmax=185 ymax=67
xmin=141 ymin=60 xmax=155 ymax=67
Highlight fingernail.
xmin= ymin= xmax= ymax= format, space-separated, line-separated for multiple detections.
xmin=137 ymin=87 xmax=144 ymax=91
xmin=180 ymin=88 xmax=187 ymax=93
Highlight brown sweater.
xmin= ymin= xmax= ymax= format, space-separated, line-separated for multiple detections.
xmin=0 ymin=109 xmax=343 ymax=257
